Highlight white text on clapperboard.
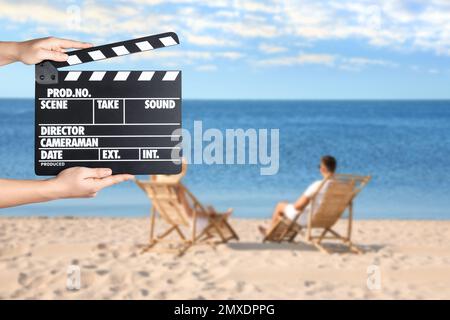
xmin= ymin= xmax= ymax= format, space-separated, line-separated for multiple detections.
xmin=39 ymin=88 xmax=178 ymax=163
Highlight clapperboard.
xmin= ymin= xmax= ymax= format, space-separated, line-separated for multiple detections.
xmin=35 ymin=32 xmax=182 ymax=176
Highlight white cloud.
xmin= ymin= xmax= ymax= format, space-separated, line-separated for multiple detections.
xmin=257 ymin=53 xmax=336 ymax=67
xmin=0 ymin=0 xmax=179 ymax=38
xmin=0 ymin=1 xmax=67 ymax=26
xmin=409 ymin=65 xmax=445 ymax=75
xmin=280 ymin=0 xmax=450 ymax=55
xmin=131 ymin=49 xmax=244 ymax=64
xmin=1 ymin=0 xmax=450 ymax=57
xmin=184 ymin=16 xmax=279 ymax=38
xmin=196 ymin=64 xmax=218 ymax=72
xmin=339 ymin=57 xmax=398 ymax=71
xmin=259 ymin=43 xmax=288 ymax=54
xmin=136 ymin=50 xmax=214 ymax=62
xmin=217 ymin=51 xmax=244 ymax=60
xmin=0 ymin=0 xmax=449 ymax=74
xmin=215 ymin=10 xmax=240 ymax=18
xmin=186 ymin=34 xmax=237 ymax=47
xmin=232 ymin=0 xmax=279 ymax=14
xmin=257 ymin=52 xmax=397 ymax=72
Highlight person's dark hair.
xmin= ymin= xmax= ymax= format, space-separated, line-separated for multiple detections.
xmin=321 ymin=155 xmax=337 ymax=173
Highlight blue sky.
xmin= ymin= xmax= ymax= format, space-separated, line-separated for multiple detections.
xmin=0 ymin=0 xmax=449 ymax=99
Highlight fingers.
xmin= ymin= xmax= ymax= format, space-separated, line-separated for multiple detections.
xmin=40 ymin=49 xmax=68 ymax=62
xmin=80 ymin=167 xmax=113 ymax=179
xmin=52 ymin=38 xmax=93 ymax=49
xmin=51 ymin=166 xmax=133 ymax=200
xmin=38 ymin=37 xmax=93 ymax=62
xmin=96 ymin=174 xmax=135 ymax=190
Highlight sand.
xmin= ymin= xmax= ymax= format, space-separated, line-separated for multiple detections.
xmin=0 ymin=217 xmax=449 ymax=299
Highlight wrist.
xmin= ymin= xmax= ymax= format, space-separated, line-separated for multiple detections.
xmin=14 ymin=41 xmax=27 ymax=63
xmin=40 ymin=178 xmax=64 ymax=201
xmin=2 ymin=41 xmax=21 ymax=63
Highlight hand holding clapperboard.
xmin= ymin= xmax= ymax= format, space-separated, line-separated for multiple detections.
xmin=35 ymin=32 xmax=182 ymax=176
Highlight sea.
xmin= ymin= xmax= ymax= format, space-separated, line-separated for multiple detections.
xmin=1 ymin=99 xmax=450 ymax=220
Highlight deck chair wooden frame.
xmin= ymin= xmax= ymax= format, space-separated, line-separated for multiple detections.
xmin=135 ymin=180 xmax=239 ymax=256
xmin=263 ymin=174 xmax=371 ymax=254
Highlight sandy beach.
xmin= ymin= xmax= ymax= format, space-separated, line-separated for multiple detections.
xmin=0 ymin=217 xmax=449 ymax=299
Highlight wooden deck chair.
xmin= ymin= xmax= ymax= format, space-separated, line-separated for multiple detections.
xmin=263 ymin=174 xmax=371 ymax=254
xmin=135 ymin=180 xmax=239 ymax=256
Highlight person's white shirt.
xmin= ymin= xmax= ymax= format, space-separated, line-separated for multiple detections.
xmin=284 ymin=179 xmax=331 ymax=226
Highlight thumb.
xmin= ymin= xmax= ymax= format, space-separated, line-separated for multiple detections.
xmin=43 ymin=50 xmax=68 ymax=62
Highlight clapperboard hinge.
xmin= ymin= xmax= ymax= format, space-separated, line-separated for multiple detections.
xmin=36 ymin=61 xmax=58 ymax=85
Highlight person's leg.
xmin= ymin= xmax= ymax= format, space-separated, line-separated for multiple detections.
xmin=271 ymin=201 xmax=288 ymax=223
xmin=259 ymin=201 xmax=288 ymax=236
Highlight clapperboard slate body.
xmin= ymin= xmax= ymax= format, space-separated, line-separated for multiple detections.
xmin=35 ymin=32 xmax=182 ymax=175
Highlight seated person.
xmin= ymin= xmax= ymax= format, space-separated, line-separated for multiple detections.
xmin=259 ymin=155 xmax=337 ymax=235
